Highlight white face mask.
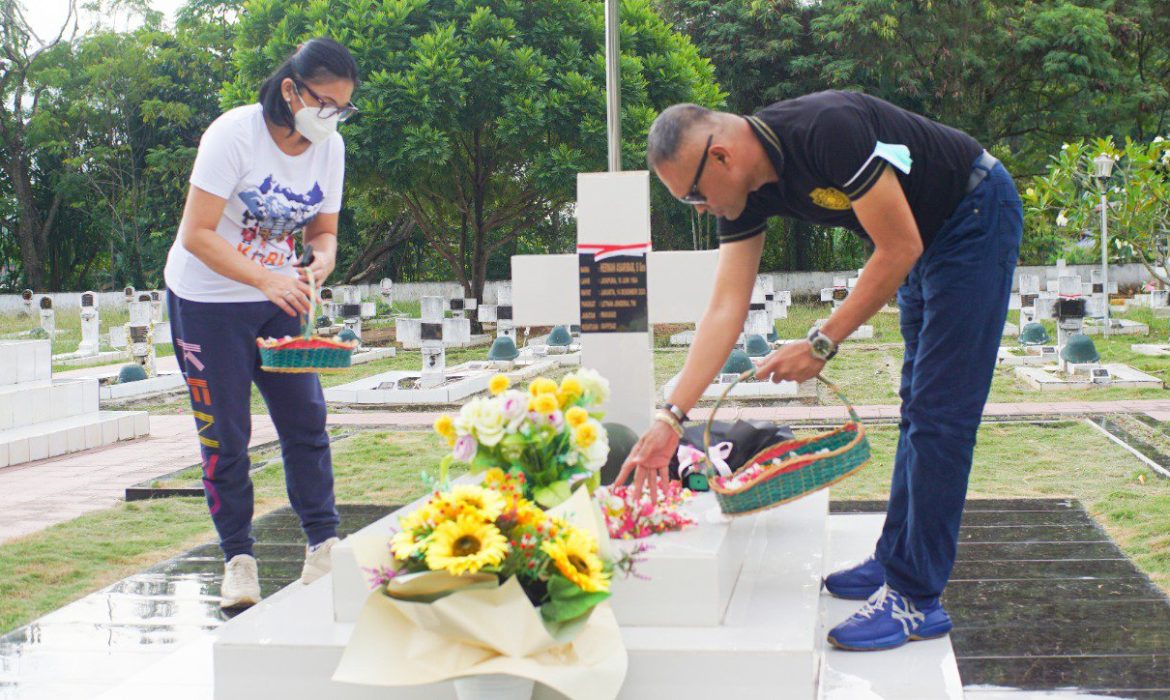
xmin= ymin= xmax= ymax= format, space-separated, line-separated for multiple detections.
xmin=292 ymin=88 xmax=341 ymax=144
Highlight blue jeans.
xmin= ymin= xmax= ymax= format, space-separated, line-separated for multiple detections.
xmin=167 ymin=291 xmax=339 ymax=561
xmin=874 ymin=162 xmax=1022 ymax=603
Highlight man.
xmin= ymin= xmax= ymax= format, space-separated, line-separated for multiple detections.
xmin=616 ymin=91 xmax=1022 ymax=651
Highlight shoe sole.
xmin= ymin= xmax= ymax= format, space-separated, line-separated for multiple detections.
xmin=220 ymin=595 xmax=260 ymax=610
xmin=827 ymin=628 xmax=951 ymax=652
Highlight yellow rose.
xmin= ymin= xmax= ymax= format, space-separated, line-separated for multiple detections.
xmin=566 ymin=406 xmax=589 ymax=428
xmin=488 ymin=374 xmax=510 ymax=395
xmin=574 ymin=422 xmax=598 ymax=449
xmin=528 ymin=377 xmax=558 ymax=396
xmin=434 ymin=414 xmax=455 ymax=439
xmin=533 ymin=393 xmax=559 ymax=414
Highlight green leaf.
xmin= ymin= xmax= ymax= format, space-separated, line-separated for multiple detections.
xmin=533 ymin=480 xmax=573 ymax=507
xmin=540 ymin=574 xmax=610 ymax=625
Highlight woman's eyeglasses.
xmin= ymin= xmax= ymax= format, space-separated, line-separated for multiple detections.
xmin=295 ymin=81 xmax=359 ymax=122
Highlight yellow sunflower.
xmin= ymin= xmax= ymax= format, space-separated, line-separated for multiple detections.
xmin=512 ymin=501 xmax=547 ymax=528
xmin=442 ymin=484 xmax=507 ymax=521
xmin=391 ymin=528 xmax=427 ymax=559
xmin=542 ymin=529 xmax=610 ymax=592
xmin=426 ymin=514 xmax=510 ymax=575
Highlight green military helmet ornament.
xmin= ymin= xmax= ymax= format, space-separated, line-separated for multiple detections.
xmin=744 ymin=334 xmax=770 ymax=357
xmin=487 ymin=335 xmax=519 ymax=362
xmin=337 ymin=328 xmax=360 ymax=345
xmin=118 ymin=363 xmax=148 ymax=383
xmin=547 ymin=325 xmax=573 ymax=347
xmin=600 ymin=422 xmax=639 ymax=486
xmin=1018 ymin=322 xmax=1051 ymax=346
xmin=722 ymin=348 xmax=754 ymax=374
xmin=1061 ymin=333 xmax=1100 ymax=364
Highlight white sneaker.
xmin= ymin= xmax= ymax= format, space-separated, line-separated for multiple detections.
xmin=301 ymin=536 xmax=340 ymax=584
xmin=221 ymin=554 xmax=261 ymax=610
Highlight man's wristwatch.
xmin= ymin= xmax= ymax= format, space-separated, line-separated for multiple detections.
xmin=806 ymin=327 xmax=839 ymax=361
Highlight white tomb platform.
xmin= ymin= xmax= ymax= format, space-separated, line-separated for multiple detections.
xmin=99 ymin=496 xmax=962 ymax=700
xmin=812 ymin=318 xmax=874 ymax=341
xmin=1131 ymin=344 xmax=1170 ymax=357
xmin=1081 ymin=318 xmax=1149 ymax=336
xmin=213 ymin=490 xmax=845 ymax=699
xmin=0 ymin=340 xmax=150 ymax=467
xmin=996 ymin=345 xmax=1058 ymax=367
xmin=323 ymin=359 xmax=557 ymax=405
xmin=1014 ymin=363 xmax=1163 ymax=391
xmin=662 ymin=370 xmax=815 ymax=401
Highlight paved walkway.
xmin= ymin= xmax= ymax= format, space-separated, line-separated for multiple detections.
xmin=2 ymin=399 xmax=1169 ymax=544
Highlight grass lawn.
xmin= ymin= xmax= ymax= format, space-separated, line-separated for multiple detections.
xmin=3 ymin=420 xmax=1168 ymax=635
xmin=0 ymin=307 xmax=176 ymax=363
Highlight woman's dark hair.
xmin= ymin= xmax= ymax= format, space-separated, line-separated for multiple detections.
xmin=258 ymin=37 xmax=360 ymax=131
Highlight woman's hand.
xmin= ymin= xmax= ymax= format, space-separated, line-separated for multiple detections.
xmin=296 ymin=246 xmax=335 ymax=286
xmin=614 ymin=420 xmax=681 ymax=505
xmin=258 ymin=272 xmax=313 ymax=317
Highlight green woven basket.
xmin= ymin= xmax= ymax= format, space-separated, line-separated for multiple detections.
xmin=257 ymin=267 xmax=357 ymax=374
xmin=704 ymin=371 xmax=870 ymax=517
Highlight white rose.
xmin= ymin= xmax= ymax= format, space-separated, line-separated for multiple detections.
xmin=455 ymin=398 xmax=487 ymax=437
xmin=474 ymin=400 xmax=507 ymax=447
xmin=573 ymin=367 xmax=611 ymax=405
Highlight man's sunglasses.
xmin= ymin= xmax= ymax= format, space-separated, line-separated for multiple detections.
xmin=678 ymin=134 xmax=714 ymax=205
xmin=295 ymin=81 xmax=359 ymax=122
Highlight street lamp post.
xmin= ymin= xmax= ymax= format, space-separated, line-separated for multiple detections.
xmin=604 ymin=0 xmax=621 ymax=173
xmin=1093 ymin=153 xmax=1115 ymax=336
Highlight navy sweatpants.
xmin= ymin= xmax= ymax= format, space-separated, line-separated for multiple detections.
xmin=874 ymin=161 xmax=1022 ymax=602
xmin=167 ymin=292 xmax=339 ymax=561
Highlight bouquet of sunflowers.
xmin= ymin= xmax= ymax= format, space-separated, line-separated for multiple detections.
xmin=334 ymin=471 xmax=628 ymax=699
xmin=432 ymin=369 xmax=611 ymax=508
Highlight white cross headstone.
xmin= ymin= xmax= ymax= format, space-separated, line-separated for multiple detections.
xmin=319 ymin=287 xmax=336 ymax=320
xmin=496 ymin=283 xmax=515 ymax=341
xmin=744 ymin=278 xmax=771 ymax=340
xmin=77 ymin=291 xmax=100 ymax=356
xmin=38 ymin=296 xmax=55 ymax=338
xmin=123 ymin=286 xmax=136 ymax=307
xmin=511 ymin=171 xmax=718 ymax=433
xmin=129 ymin=293 xmax=156 ymax=376
xmin=149 ymin=291 xmax=164 ymax=323
xmin=19 ymin=289 xmax=33 ymax=317
xmin=379 ymin=278 xmax=393 ymax=307
xmin=773 ymin=289 xmax=791 ymax=320
xmin=419 ymin=296 xmax=446 ymax=389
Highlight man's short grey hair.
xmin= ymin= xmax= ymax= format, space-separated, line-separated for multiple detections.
xmin=647 ymin=103 xmax=716 ymax=169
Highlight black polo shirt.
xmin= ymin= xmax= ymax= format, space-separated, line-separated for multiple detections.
xmin=716 ymin=91 xmax=984 ymax=249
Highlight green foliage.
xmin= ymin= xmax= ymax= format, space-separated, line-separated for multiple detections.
xmin=228 ymin=0 xmax=725 ymax=298
xmin=1024 ymin=137 xmax=1170 ymax=277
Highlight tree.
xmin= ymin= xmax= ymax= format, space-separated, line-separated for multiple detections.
xmin=228 ymin=0 xmax=725 ymax=303
xmin=0 ymin=0 xmax=79 ymax=289
xmin=1024 ymin=137 xmax=1170 ymax=282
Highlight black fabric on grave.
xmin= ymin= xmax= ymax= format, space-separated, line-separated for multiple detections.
xmin=668 ymin=420 xmax=797 ymax=480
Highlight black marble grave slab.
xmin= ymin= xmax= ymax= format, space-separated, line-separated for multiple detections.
xmin=0 ymin=503 xmax=397 ymax=696
xmin=833 ymin=498 xmax=1170 ymax=697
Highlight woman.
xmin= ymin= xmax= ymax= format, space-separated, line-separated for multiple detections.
xmin=164 ymin=38 xmax=358 ymax=609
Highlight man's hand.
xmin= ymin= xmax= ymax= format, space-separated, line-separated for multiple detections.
xmin=754 ymin=341 xmax=825 ymax=384
xmin=614 ymin=420 xmax=681 ymax=505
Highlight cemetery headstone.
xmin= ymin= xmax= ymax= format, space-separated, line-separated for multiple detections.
xmin=76 ymin=292 xmax=100 ymax=357
xmin=419 ymin=296 xmax=446 ymax=390
xmin=19 ymin=289 xmax=33 ymax=317
xmin=38 ymin=296 xmax=55 ymax=339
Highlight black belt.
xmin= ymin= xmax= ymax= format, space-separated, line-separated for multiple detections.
xmin=966 ymin=150 xmax=999 ymax=194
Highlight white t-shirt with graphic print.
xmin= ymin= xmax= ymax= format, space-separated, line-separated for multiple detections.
xmin=164 ymin=103 xmax=345 ymax=303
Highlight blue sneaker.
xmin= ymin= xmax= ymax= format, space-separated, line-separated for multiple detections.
xmin=827 ymin=585 xmax=953 ymax=651
xmin=823 ymin=556 xmax=885 ymax=600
